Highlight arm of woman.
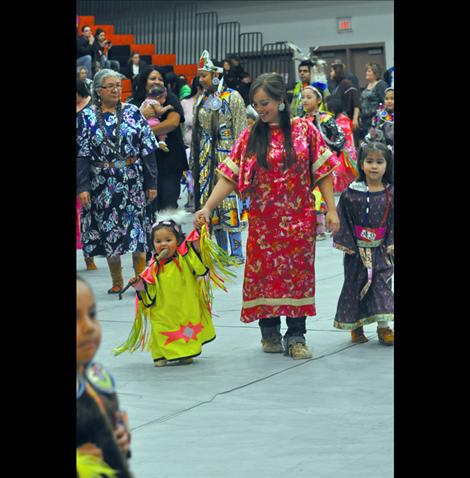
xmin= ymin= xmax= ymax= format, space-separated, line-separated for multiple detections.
xmin=317 ymin=174 xmax=340 ymax=234
xmin=77 ymin=156 xmax=91 ymax=206
xmin=194 ymin=176 xmax=236 ymax=227
xmin=150 ymin=110 xmax=181 ymax=136
xmin=142 ymin=151 xmax=158 ymax=201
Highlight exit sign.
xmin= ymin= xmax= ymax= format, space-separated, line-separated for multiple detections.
xmin=337 ymin=17 xmax=352 ymax=33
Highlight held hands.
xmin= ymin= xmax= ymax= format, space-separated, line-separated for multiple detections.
xmin=325 ymin=210 xmax=340 ymax=235
xmin=78 ymin=191 xmax=91 ymax=207
xmin=194 ymin=207 xmax=211 ymax=230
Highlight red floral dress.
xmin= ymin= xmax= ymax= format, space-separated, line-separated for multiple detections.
xmin=218 ymin=117 xmax=339 ymax=323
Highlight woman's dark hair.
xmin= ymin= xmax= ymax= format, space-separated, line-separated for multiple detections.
xmin=357 ymin=142 xmax=394 ymax=185
xmin=133 ymin=65 xmax=164 ymax=107
xmin=366 ymin=63 xmax=383 ymax=80
xmin=189 ymin=76 xmax=201 ymax=98
xmin=81 ymin=24 xmax=90 ymax=33
xmin=95 ymin=28 xmax=104 ymax=38
xmin=246 ymin=73 xmax=295 ymax=170
xmin=325 ymin=95 xmax=343 ymax=118
xmin=330 ymin=63 xmax=345 ymax=85
xmin=151 ymin=220 xmax=185 ymax=249
xmin=165 ymin=71 xmax=178 ymax=94
xmin=128 ymin=51 xmax=140 ymax=64
xmin=77 ymin=79 xmax=90 ymax=98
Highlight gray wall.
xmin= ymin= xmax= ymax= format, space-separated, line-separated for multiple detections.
xmin=195 ymin=1 xmax=394 ymax=70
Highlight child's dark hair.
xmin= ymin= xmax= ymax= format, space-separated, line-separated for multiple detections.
xmin=148 ymin=85 xmax=167 ymax=98
xmin=357 ymin=142 xmax=394 ymax=185
xmin=151 ymin=220 xmax=185 ymax=249
xmin=325 ymin=95 xmax=343 ymax=118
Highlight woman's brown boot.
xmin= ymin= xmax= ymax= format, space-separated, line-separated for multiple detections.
xmin=106 ymin=257 xmax=124 ymax=294
xmin=132 ymin=252 xmax=147 ymax=277
xmin=85 ymin=257 xmax=97 ymax=270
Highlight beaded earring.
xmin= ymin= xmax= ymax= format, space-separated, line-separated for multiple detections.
xmin=278 ymin=102 xmax=286 ymax=112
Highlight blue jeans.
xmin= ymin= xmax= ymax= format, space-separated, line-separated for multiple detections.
xmin=77 ymin=55 xmax=93 ymax=78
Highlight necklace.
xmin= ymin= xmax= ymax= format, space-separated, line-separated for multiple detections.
xmin=95 ymin=101 xmax=124 ymax=161
xmin=364 ymin=184 xmax=391 ymax=228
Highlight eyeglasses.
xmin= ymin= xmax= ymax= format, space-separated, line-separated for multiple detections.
xmin=100 ymin=84 xmax=122 ymax=91
xmin=251 ymin=99 xmax=272 ymax=110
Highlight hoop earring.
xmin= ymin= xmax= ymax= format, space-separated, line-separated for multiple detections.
xmin=278 ymin=102 xmax=286 ymax=112
xmin=212 ymin=77 xmax=220 ymax=86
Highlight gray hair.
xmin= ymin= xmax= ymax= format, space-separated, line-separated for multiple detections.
xmin=93 ymin=69 xmax=124 ymax=103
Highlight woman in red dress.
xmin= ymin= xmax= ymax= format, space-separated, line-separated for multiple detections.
xmin=195 ymin=73 xmax=340 ymax=359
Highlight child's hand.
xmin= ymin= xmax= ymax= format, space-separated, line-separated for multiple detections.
xmin=78 ymin=442 xmax=103 ymax=459
xmin=114 ymin=411 xmax=131 ymax=456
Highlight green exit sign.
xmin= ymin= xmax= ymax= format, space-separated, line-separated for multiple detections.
xmin=337 ymin=17 xmax=352 ymax=33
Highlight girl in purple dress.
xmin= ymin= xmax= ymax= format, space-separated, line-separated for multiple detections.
xmin=333 ymin=142 xmax=394 ymax=345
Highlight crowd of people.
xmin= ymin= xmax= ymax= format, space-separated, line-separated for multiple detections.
xmin=76 ymin=41 xmax=395 ymax=475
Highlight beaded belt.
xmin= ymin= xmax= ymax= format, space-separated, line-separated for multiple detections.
xmin=92 ymin=157 xmax=137 ymax=168
xmin=355 ymin=225 xmax=387 ymax=248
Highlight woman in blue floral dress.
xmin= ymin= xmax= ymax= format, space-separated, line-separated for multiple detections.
xmin=77 ymin=69 xmax=159 ymax=293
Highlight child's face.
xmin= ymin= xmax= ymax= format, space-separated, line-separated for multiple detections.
xmin=301 ymin=89 xmax=321 ymax=113
xmin=384 ymin=91 xmax=394 ymax=111
xmin=361 ymin=151 xmax=387 ymax=184
xmin=153 ymin=227 xmax=178 ymax=257
xmin=77 ymin=281 xmax=101 ymax=368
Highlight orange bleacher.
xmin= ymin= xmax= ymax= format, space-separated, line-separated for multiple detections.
xmin=77 ymin=15 xmax=197 ymax=98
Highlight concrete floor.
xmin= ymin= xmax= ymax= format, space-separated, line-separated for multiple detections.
xmin=77 ymin=205 xmax=393 ymax=478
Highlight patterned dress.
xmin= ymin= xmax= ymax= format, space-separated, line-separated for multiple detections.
xmin=333 ymin=181 xmax=394 ymax=329
xmin=76 ymin=104 xmax=158 ymax=258
xmin=192 ymin=87 xmax=247 ymax=233
xmin=332 ymin=113 xmax=359 ymax=192
xmin=218 ymin=117 xmax=339 ymax=323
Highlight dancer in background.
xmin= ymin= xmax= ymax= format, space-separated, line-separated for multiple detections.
xmin=192 ymin=50 xmax=247 ymax=263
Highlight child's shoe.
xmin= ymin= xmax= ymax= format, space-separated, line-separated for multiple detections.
xmin=154 ymin=358 xmax=168 ymax=367
xmin=178 ymin=358 xmax=194 ymax=365
xmin=377 ymin=327 xmax=394 ymax=346
xmin=158 ymin=141 xmax=170 ymax=152
xmin=351 ymin=326 xmax=369 ymax=344
xmin=85 ymin=257 xmax=97 ymax=270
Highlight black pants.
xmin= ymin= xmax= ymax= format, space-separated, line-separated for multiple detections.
xmin=259 ymin=316 xmax=307 ymax=336
xmin=156 ymin=173 xmax=183 ymax=211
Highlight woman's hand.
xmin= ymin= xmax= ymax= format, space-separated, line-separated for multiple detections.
xmin=114 ymin=412 xmax=131 ymax=456
xmin=77 ymin=442 xmax=103 ymax=459
xmin=146 ymin=189 xmax=158 ymax=202
xmin=78 ymin=191 xmax=91 ymax=207
xmin=352 ymin=118 xmax=359 ymax=131
xmin=194 ymin=207 xmax=211 ymax=229
xmin=325 ymin=210 xmax=340 ymax=235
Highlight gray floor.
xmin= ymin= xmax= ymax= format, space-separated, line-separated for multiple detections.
xmin=78 ymin=208 xmax=393 ymax=478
